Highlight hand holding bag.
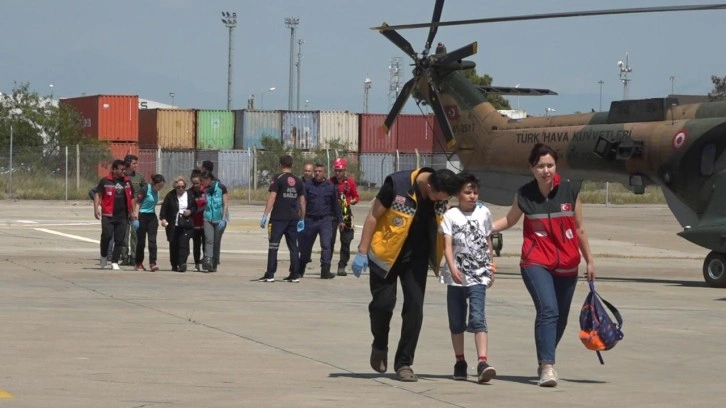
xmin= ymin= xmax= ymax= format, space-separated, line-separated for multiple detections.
xmin=579 ymin=281 xmax=624 ymax=364
xmin=177 ymin=213 xmax=194 ymax=229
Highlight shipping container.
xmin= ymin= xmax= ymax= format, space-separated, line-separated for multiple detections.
xmin=159 ymin=150 xmax=196 ymax=180
xmin=218 ymin=149 xmax=252 ymax=188
xmin=196 ymin=110 xmax=234 ymax=149
xmin=396 ymin=114 xmax=437 ymax=153
xmin=61 ymin=95 xmax=139 ymax=142
xmin=359 ymin=114 xmax=398 ymax=153
xmin=282 ymin=111 xmax=320 ymax=150
xmin=234 ymin=110 xmax=282 ymax=149
xmin=359 ymin=153 xmax=395 ymax=188
xmin=138 ymin=148 xmax=160 ymax=177
xmin=195 ymin=150 xmax=219 ymax=175
xmin=318 ymin=111 xmax=359 ymax=151
xmin=97 ymin=142 xmax=139 ymax=177
xmin=431 ymin=116 xmax=456 ymax=152
xmin=138 ymin=109 xmax=196 ymax=149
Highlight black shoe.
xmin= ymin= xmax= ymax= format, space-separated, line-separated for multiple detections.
xmin=282 ymin=275 xmax=300 ymax=283
xmin=202 ymin=257 xmax=213 ymax=272
xmin=477 ymin=361 xmax=496 ymax=383
xmin=321 ymin=272 xmax=336 ymax=279
xmin=337 ymin=266 xmax=347 ymax=276
xmin=256 ymin=275 xmax=275 ymax=282
xmin=453 ymin=360 xmax=468 ymax=380
xmin=177 ymin=264 xmax=187 ymax=272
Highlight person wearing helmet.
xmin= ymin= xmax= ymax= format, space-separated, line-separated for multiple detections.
xmin=330 ymin=157 xmax=360 ymax=276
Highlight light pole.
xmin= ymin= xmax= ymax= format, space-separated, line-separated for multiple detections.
xmin=618 ymin=52 xmax=632 ymax=100
xmin=597 ymin=80 xmax=604 ymax=111
xmin=514 ymin=84 xmax=520 ymax=110
xmin=49 ymin=84 xmax=54 ymax=102
xmin=260 ymin=87 xmax=276 ymax=109
xmin=169 ymin=92 xmax=175 ymax=108
xmin=670 ymin=75 xmax=676 ymax=95
xmin=285 ymin=17 xmax=299 ymax=110
xmin=305 ymin=99 xmax=310 ymax=109
xmin=221 ymin=11 xmax=237 ymax=110
xmin=363 ymin=78 xmax=372 ymax=113
xmin=545 ymin=107 xmax=556 ymax=117
xmin=296 ymin=38 xmax=304 ymax=110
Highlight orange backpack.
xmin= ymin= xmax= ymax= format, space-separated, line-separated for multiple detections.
xmin=579 ymin=281 xmax=624 ymax=364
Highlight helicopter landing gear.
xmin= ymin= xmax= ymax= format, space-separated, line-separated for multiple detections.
xmin=703 ymin=251 xmax=726 ymax=288
xmin=491 ymin=232 xmax=503 ymax=257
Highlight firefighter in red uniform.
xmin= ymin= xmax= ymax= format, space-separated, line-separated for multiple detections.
xmin=329 ymin=158 xmax=360 ymax=276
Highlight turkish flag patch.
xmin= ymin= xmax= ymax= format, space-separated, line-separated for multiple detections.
xmin=561 ymin=203 xmax=572 ymax=212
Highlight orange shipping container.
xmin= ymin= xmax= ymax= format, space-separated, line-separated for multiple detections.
xmin=97 ymin=142 xmax=139 ymax=178
xmin=61 ymin=95 xmax=139 ymax=142
xmin=138 ymin=109 xmax=196 ymax=149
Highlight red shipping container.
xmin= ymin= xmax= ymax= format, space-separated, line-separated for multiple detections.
xmin=359 ymin=114 xmax=398 ymax=153
xmin=396 ymin=114 xmax=438 ymax=153
xmin=61 ymin=95 xmax=139 ymax=142
xmin=97 ymin=142 xmax=139 ymax=178
xmin=431 ymin=115 xmax=451 ymax=152
xmin=137 ymin=148 xmax=158 ymax=178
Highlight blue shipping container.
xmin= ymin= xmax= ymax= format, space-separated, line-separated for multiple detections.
xmin=235 ymin=110 xmax=282 ymax=149
xmin=282 ymin=111 xmax=319 ymax=150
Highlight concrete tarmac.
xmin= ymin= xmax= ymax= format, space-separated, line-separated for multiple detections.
xmin=0 ymin=200 xmax=724 ymax=407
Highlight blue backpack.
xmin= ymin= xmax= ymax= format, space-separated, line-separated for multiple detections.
xmin=578 ymin=281 xmax=624 ymax=364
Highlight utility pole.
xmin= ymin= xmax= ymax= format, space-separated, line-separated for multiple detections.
xmin=670 ymin=75 xmax=676 ymax=95
xmin=597 ymin=80 xmax=604 ymax=111
xmin=617 ymin=52 xmax=632 ymax=100
xmin=296 ymin=39 xmax=304 ymax=110
xmin=221 ymin=11 xmax=237 ymax=110
xmin=364 ymin=77 xmax=372 ymax=113
xmin=285 ymin=17 xmax=299 ymax=110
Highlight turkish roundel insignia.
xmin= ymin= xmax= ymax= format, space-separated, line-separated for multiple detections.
xmin=561 ymin=203 xmax=572 ymax=212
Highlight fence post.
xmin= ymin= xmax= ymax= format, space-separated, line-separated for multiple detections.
xmin=156 ymin=147 xmax=162 ymax=175
xmin=606 ymin=182 xmax=610 ymax=207
xmin=8 ymin=125 xmax=13 ymax=197
xmin=415 ymin=148 xmax=420 ymax=168
xmin=65 ymin=146 xmax=69 ymax=201
xmin=76 ymin=144 xmax=80 ymax=191
xmin=395 ymin=150 xmax=400 ymax=172
xmin=252 ymin=147 xmax=257 ymax=191
xmin=247 ymin=148 xmax=252 ymax=204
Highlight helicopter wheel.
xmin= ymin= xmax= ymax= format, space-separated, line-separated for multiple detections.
xmin=703 ymin=251 xmax=726 ymax=288
xmin=491 ymin=232 xmax=503 ymax=257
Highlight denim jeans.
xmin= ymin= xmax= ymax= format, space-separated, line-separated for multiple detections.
xmin=446 ymin=284 xmax=488 ymax=334
xmin=520 ymin=265 xmax=578 ymax=365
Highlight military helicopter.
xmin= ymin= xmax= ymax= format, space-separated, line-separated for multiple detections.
xmin=374 ymin=0 xmax=726 ymax=287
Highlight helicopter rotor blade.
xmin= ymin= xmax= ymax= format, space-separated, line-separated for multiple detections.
xmin=424 ymin=0 xmax=445 ymax=55
xmin=372 ymin=4 xmax=726 ymax=31
xmin=436 ymin=42 xmax=478 ymax=66
xmin=378 ymin=23 xmax=418 ymax=60
xmin=428 ymin=83 xmax=456 ymax=148
xmin=383 ymin=78 xmax=416 ymax=132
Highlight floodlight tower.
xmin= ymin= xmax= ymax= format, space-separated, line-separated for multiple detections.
xmin=388 ymin=57 xmax=402 ymax=109
xmin=285 ymin=17 xmax=299 ymax=110
xmin=296 ymin=39 xmax=304 ymax=110
xmin=363 ymin=77 xmax=372 ymax=113
xmin=221 ymin=11 xmax=237 ymax=110
xmin=618 ymin=52 xmax=633 ymax=100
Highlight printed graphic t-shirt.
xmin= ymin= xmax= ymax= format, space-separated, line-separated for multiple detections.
xmin=439 ymin=205 xmax=494 ymax=287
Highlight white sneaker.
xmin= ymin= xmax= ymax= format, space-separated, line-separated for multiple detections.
xmin=111 ymin=263 xmax=121 ymax=271
xmin=538 ymin=366 xmax=558 ymax=387
xmin=100 ymin=257 xmax=107 ymax=269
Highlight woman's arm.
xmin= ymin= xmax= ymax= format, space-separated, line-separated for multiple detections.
xmin=574 ymin=196 xmax=596 ymax=281
xmin=492 ymin=196 xmax=524 ymax=232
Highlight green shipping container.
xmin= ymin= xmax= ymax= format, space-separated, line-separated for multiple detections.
xmin=196 ymin=110 xmax=234 ymax=149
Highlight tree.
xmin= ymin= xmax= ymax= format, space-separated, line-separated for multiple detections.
xmin=708 ymin=75 xmax=726 ymax=101
xmin=462 ymin=69 xmax=512 ymax=110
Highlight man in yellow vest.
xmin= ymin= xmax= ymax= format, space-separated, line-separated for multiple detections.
xmin=352 ymin=167 xmax=459 ymax=382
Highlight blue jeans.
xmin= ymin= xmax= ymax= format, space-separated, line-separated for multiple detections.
xmin=521 ymin=265 xmax=578 ymax=365
xmin=447 ymin=285 xmax=488 ymax=334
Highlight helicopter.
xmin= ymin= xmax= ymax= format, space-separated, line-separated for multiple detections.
xmin=374 ymin=0 xmax=726 ymax=287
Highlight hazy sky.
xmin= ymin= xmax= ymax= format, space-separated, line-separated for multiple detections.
xmin=2 ymin=0 xmax=726 ymax=116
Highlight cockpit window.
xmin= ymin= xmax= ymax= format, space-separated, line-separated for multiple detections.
xmin=701 ymin=144 xmax=716 ymax=176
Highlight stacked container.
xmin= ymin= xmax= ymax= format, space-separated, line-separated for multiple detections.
xmin=60 ymin=94 xmax=140 ymax=177
xmin=359 ymin=113 xmax=397 ymax=153
xmin=138 ymin=109 xmax=196 ymax=149
xmin=396 ymin=114 xmax=437 ymax=153
xmin=234 ymin=110 xmax=282 ymax=149
xmin=282 ymin=111 xmax=319 ymax=150
xmin=318 ymin=111 xmax=359 ymax=151
xmin=196 ymin=110 xmax=234 ymax=149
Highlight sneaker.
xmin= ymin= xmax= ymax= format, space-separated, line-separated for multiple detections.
xmin=477 ymin=361 xmax=496 ymax=383
xmin=337 ymin=267 xmax=347 ymax=276
xmin=321 ymin=272 xmax=336 ymax=279
xmin=135 ymin=263 xmax=146 ymax=271
xmin=111 ymin=263 xmax=121 ymax=271
xmin=202 ymin=257 xmax=214 ymax=272
xmin=282 ymin=276 xmax=300 ymax=283
xmin=538 ymin=366 xmax=558 ymax=387
xmin=256 ymin=276 xmax=275 ymax=282
xmin=453 ymin=360 xmax=468 ymax=380
xmin=177 ymin=264 xmax=187 ymax=272
xmin=194 ymin=263 xmax=202 ymax=272
xmin=99 ymin=257 xmax=108 ymax=269
xmin=150 ymin=263 xmax=159 ymax=272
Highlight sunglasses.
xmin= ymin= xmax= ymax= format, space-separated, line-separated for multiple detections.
xmin=175 ymin=185 xmax=186 ymax=189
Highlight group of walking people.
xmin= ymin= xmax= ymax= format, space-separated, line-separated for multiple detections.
xmin=93 ymin=157 xmax=228 ymax=273
xmin=351 ymin=143 xmax=596 ymax=388
xmin=257 ymin=155 xmax=360 ymax=283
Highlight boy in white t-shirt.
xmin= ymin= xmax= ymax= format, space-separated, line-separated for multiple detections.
xmin=440 ymin=172 xmax=497 ymax=383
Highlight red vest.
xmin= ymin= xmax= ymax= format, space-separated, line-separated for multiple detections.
xmin=99 ymin=174 xmax=134 ymax=218
xmin=517 ymin=174 xmax=581 ymax=276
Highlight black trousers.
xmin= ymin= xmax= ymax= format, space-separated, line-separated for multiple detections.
xmin=169 ymin=226 xmax=192 ymax=270
xmin=101 ymin=217 xmax=127 ymax=263
xmin=191 ymin=228 xmax=205 ymax=264
xmin=368 ymin=255 xmax=429 ymax=371
xmin=135 ymin=213 xmax=158 ymax=265
xmin=331 ymin=220 xmax=354 ymax=268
